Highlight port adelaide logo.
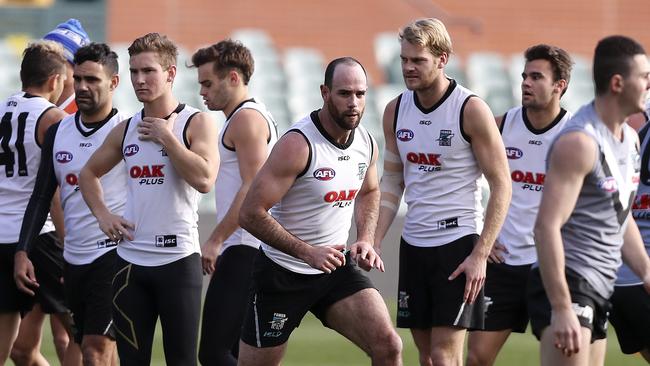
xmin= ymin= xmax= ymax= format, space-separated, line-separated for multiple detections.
xmin=436 ymin=129 xmax=454 ymax=146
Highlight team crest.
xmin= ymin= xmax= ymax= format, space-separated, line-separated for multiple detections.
xmin=357 ymin=163 xmax=368 ymax=180
xmin=398 ymin=291 xmax=409 ymax=309
xmin=436 ymin=129 xmax=454 ymax=146
xmin=269 ymin=313 xmax=288 ymax=330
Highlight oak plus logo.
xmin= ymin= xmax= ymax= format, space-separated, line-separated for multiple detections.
xmin=406 ymin=152 xmax=441 ymax=172
xmin=55 ymin=151 xmax=73 ymax=163
xmin=633 ymin=193 xmax=650 ymax=220
xmin=130 ymin=164 xmax=165 ymax=185
xmin=123 ymin=144 xmax=139 ymax=157
xmin=396 ymin=129 xmax=414 ymax=142
xmin=511 ymin=170 xmax=545 ymax=192
xmin=324 ymin=189 xmax=358 ymax=208
xmin=313 ymin=167 xmax=336 ymax=181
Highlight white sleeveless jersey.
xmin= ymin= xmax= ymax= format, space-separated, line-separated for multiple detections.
xmin=264 ymin=111 xmax=374 ymax=274
xmin=395 ymin=80 xmax=483 ymax=247
xmin=53 ymin=110 xmax=128 ymax=265
xmin=119 ymin=104 xmax=202 ymax=266
xmin=215 ymin=99 xmax=278 ymax=254
xmin=497 ymin=106 xmax=571 ymax=265
xmin=0 ymin=92 xmax=56 ymax=243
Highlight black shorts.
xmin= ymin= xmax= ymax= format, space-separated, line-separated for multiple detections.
xmin=476 ymin=262 xmax=532 ymax=333
xmin=527 ymin=267 xmax=610 ymax=342
xmin=0 ymin=232 xmax=66 ymax=314
xmin=396 ymin=235 xmax=484 ymax=330
xmin=609 ymin=284 xmax=650 ymax=354
xmin=241 ymin=249 xmax=375 ymax=348
xmin=65 ymin=250 xmax=117 ymax=344
xmin=0 ymin=243 xmax=33 ymax=313
xmin=29 ymin=232 xmax=67 ymax=314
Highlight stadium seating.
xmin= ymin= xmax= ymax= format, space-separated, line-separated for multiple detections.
xmin=0 ymin=32 xmax=603 ymax=214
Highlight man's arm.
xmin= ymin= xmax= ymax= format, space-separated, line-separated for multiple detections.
xmin=239 ymin=132 xmax=346 ymax=274
xmin=489 ymin=113 xmax=508 ymax=263
xmin=350 ymin=133 xmax=384 ymax=272
xmin=79 ymin=122 xmax=134 ymax=241
xmin=138 ymin=112 xmax=219 ymax=193
xmin=14 ymin=123 xmax=61 ymax=295
xmin=448 ymin=97 xmax=512 ymax=304
xmin=621 ymin=217 xmax=650 ymax=293
xmin=533 ymin=131 xmax=596 ymax=356
xmin=202 ymin=109 xmax=270 ymax=274
xmin=37 ymin=107 xmax=67 ymax=240
xmin=374 ymin=98 xmax=405 ymax=254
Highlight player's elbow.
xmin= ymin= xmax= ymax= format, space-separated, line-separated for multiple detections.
xmin=78 ymin=165 xmax=95 ymax=191
xmin=533 ymin=218 xmax=551 ymax=245
xmin=239 ymin=199 xmax=259 ymax=232
xmin=193 ymin=179 xmax=213 ymax=194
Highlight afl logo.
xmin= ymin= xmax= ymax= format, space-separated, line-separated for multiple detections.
xmin=505 ymin=147 xmax=523 ymax=160
xmin=314 ymin=167 xmax=336 ymax=181
xmin=598 ymin=177 xmax=618 ymax=193
xmin=123 ymin=144 xmax=140 ymax=157
xmin=397 ymin=129 xmax=414 ymax=141
xmin=55 ymin=151 xmax=73 ymax=163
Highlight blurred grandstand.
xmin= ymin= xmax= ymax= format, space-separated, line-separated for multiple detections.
xmin=0 ymin=27 xmax=596 ymax=214
xmin=0 ymin=27 xmax=596 ymax=134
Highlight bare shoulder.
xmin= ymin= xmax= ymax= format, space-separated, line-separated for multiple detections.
xmin=228 ymin=108 xmax=269 ymax=136
xmin=267 ymin=131 xmax=310 ymax=175
xmin=41 ymin=107 xmax=67 ymax=126
xmin=550 ymin=131 xmax=597 ymax=173
xmin=463 ymin=96 xmax=493 ymax=121
xmin=189 ymin=111 xmax=217 ymax=127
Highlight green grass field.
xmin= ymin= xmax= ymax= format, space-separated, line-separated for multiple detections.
xmin=30 ymin=303 xmax=647 ymax=365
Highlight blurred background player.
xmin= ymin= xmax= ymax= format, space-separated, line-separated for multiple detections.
xmin=374 ymin=18 xmax=511 ymax=366
xmin=14 ymin=42 xmax=127 ymax=366
xmin=79 ymin=32 xmax=219 ymax=365
xmin=43 ymin=19 xmax=91 ymax=114
xmin=530 ymin=35 xmax=650 ymax=366
xmin=466 ymin=44 xmax=573 ymax=366
xmin=0 ymin=41 xmax=68 ymax=365
xmin=191 ymin=40 xmax=278 ymax=366
xmin=610 ymin=100 xmax=650 ymax=363
xmin=9 ymin=18 xmax=91 ymax=366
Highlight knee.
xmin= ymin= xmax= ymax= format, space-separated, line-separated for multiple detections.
xmin=370 ymin=329 xmax=402 ymax=362
xmin=465 ymin=350 xmax=486 ymax=366
xmin=10 ymin=345 xmax=35 ymax=365
xmin=52 ymin=330 xmax=69 ymax=351
xmin=81 ymin=338 xmax=112 ymax=362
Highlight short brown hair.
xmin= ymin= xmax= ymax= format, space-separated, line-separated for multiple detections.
xmin=20 ymin=40 xmax=67 ymax=89
xmin=128 ymin=32 xmax=178 ymax=69
xmin=191 ymin=39 xmax=254 ymax=85
xmin=525 ymin=44 xmax=573 ymax=94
